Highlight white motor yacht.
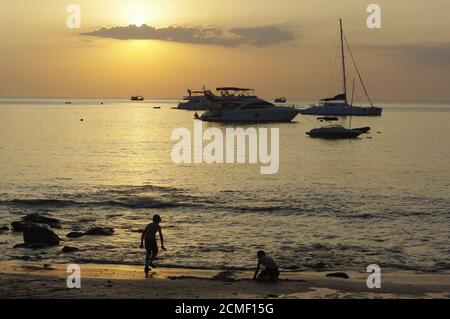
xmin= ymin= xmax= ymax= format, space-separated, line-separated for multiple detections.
xmin=199 ymin=87 xmax=300 ymax=123
xmin=177 ymin=87 xmax=213 ymax=110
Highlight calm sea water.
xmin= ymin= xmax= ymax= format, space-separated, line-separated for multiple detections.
xmin=0 ymin=98 xmax=449 ymax=272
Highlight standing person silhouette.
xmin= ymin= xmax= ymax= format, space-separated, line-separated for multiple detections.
xmin=140 ymin=214 xmax=167 ymax=277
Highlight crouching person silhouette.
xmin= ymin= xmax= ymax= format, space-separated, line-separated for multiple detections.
xmin=253 ymin=250 xmax=279 ymax=283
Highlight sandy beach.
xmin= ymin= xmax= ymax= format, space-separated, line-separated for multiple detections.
xmin=0 ymin=261 xmax=449 ymax=299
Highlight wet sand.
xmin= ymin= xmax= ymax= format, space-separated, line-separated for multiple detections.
xmin=0 ymin=261 xmax=449 ymax=299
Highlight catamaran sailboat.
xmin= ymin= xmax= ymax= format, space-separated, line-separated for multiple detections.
xmin=300 ymin=19 xmax=382 ymax=116
xmin=199 ymin=87 xmax=300 ymax=123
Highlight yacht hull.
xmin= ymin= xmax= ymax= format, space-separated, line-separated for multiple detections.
xmin=177 ymin=101 xmax=210 ymax=110
xmin=200 ymin=108 xmax=300 ymax=123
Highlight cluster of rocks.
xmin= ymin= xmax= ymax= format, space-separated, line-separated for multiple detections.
xmin=212 ymin=270 xmax=236 ymax=282
xmin=66 ymin=227 xmax=114 ymax=238
xmin=0 ymin=226 xmax=9 ymax=234
xmin=10 ymin=213 xmax=114 ymax=253
xmin=11 ymin=213 xmax=61 ymax=249
xmin=326 ymin=272 xmax=349 ymax=279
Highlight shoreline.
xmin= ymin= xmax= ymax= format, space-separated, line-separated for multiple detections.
xmin=1 ymin=261 xmax=449 ymax=299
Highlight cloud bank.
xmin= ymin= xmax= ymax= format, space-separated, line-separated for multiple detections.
xmin=360 ymin=42 xmax=450 ymax=66
xmin=81 ymin=24 xmax=294 ymax=47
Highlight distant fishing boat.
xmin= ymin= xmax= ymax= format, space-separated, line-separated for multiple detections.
xmin=300 ymin=19 xmax=382 ymax=116
xmin=130 ymin=95 xmax=144 ymax=101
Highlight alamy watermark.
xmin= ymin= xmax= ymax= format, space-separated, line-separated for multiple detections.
xmin=66 ymin=264 xmax=81 ymax=289
xmin=66 ymin=4 xmax=81 ymax=29
xmin=171 ymin=121 xmax=280 ymax=175
xmin=367 ymin=4 xmax=382 ymax=29
xmin=366 ymin=264 xmax=381 ymax=289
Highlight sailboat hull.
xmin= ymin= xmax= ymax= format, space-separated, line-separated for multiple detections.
xmin=300 ymin=105 xmax=382 ymax=116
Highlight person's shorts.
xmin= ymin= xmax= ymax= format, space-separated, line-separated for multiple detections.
xmin=258 ymin=268 xmax=279 ymax=281
xmin=145 ymin=238 xmax=158 ymax=256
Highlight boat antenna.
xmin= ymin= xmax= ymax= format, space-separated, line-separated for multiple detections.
xmin=344 ymin=36 xmax=374 ymax=107
xmin=339 ymin=19 xmax=348 ymax=104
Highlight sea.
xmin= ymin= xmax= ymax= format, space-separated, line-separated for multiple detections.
xmin=0 ymin=98 xmax=449 ymax=273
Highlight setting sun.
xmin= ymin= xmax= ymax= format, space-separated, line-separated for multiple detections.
xmin=121 ymin=2 xmax=158 ymax=27
xmin=131 ymin=17 xmax=145 ymax=27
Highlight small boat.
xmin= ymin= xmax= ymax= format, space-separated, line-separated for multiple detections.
xmin=274 ymin=97 xmax=287 ymax=103
xmin=131 ymin=96 xmax=144 ymax=101
xmin=153 ymin=106 xmax=161 ymax=109
xmin=317 ymin=116 xmax=339 ymax=121
xmin=306 ymin=125 xmax=363 ymax=139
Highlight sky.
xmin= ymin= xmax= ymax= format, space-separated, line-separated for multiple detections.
xmin=0 ymin=0 xmax=449 ymax=101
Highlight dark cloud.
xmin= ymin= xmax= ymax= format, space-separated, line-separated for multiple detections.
xmin=229 ymin=26 xmax=294 ymax=47
xmin=359 ymin=42 xmax=450 ymax=66
xmin=81 ymin=24 xmax=294 ymax=47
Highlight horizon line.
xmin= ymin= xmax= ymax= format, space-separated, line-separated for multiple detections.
xmin=0 ymin=95 xmax=450 ymax=104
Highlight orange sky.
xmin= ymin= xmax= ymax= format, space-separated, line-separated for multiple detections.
xmin=0 ymin=0 xmax=449 ymax=101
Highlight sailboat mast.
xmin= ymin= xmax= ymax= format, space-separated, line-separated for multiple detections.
xmin=351 ymin=78 xmax=355 ymax=106
xmin=340 ymin=19 xmax=348 ymax=104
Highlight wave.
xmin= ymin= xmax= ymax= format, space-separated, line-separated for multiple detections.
xmin=74 ymin=258 xmax=254 ymax=271
xmin=34 ymin=257 xmax=450 ymax=274
xmin=0 ymin=198 xmax=197 ymax=209
xmin=0 ymin=197 xmax=305 ymax=213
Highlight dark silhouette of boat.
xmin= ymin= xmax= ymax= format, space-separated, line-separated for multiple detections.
xmin=306 ymin=125 xmax=363 ymax=139
xmin=131 ymin=96 xmax=144 ymax=101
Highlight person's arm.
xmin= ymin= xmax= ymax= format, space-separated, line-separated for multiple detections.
xmin=253 ymin=260 xmax=261 ymax=280
xmin=140 ymin=226 xmax=147 ymax=248
xmin=159 ymin=227 xmax=166 ymax=250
